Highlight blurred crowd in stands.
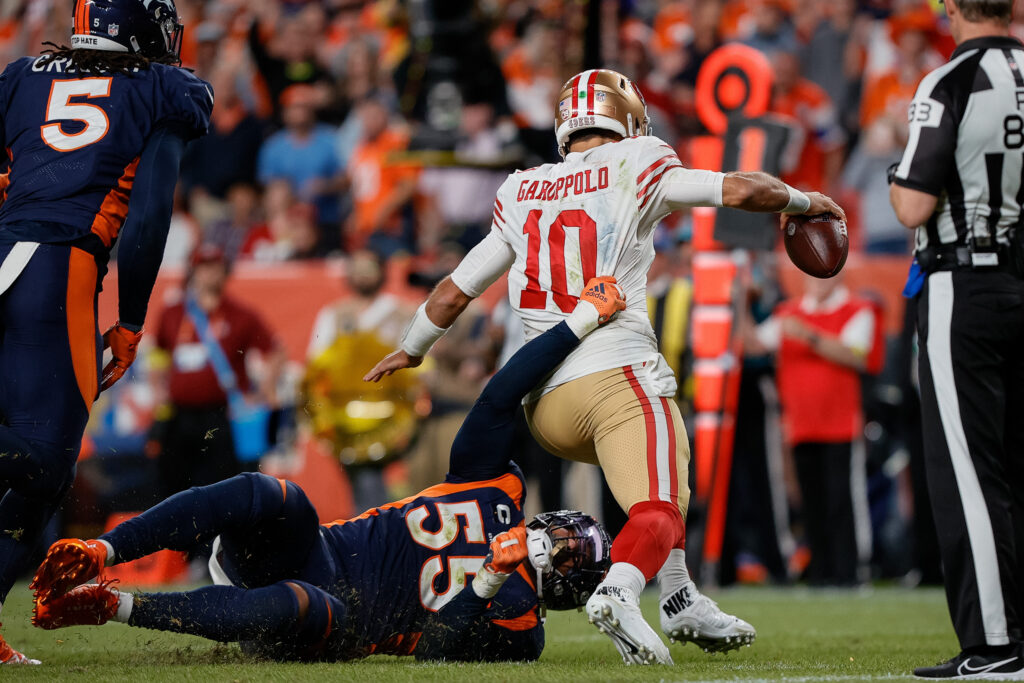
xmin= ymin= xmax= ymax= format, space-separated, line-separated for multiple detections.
xmin=7 ymin=0 xmax=1016 ymax=586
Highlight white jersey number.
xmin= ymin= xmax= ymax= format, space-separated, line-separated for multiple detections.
xmin=40 ymin=78 xmax=112 ymax=152
xmin=520 ymin=208 xmax=598 ymax=313
xmin=407 ymin=501 xmax=488 ymax=611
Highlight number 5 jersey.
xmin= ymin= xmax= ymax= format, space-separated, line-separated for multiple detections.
xmin=451 ymin=135 xmax=725 ymax=401
xmin=0 ymin=55 xmax=212 ymax=252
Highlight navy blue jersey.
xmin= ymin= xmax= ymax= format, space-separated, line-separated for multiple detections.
xmin=0 ymin=55 xmax=212 ymax=249
xmin=321 ymin=466 xmax=538 ymax=656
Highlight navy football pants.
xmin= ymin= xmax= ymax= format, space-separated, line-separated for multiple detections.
xmin=0 ymin=242 xmax=101 ymax=602
xmin=101 ymin=473 xmax=347 ymax=659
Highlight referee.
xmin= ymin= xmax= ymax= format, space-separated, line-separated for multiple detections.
xmin=890 ymin=0 xmax=1024 ymax=678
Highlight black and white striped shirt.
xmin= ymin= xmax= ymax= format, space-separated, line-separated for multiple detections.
xmin=895 ymin=36 xmax=1024 ymax=252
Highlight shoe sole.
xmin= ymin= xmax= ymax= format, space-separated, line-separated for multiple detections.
xmin=666 ymin=624 xmax=756 ymax=653
xmin=587 ymin=596 xmax=672 ymax=665
xmin=30 ymin=542 xmax=101 ymax=605
xmin=914 ymin=673 xmax=1024 ymax=681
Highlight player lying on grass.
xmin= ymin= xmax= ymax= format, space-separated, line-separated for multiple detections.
xmin=28 ymin=278 xmax=625 ymax=662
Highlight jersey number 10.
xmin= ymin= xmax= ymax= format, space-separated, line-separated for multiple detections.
xmin=40 ymin=78 xmax=112 ymax=152
xmin=519 ymin=209 xmax=599 ymax=313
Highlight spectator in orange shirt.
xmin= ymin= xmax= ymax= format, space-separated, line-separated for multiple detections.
xmin=501 ymin=19 xmax=563 ymax=162
xmin=860 ymin=8 xmax=937 ymax=130
xmin=769 ymin=50 xmax=846 ymax=192
xmin=345 ymin=96 xmax=419 ymax=255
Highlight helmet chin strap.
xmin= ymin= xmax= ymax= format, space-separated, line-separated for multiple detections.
xmin=526 ymin=528 xmax=553 ymax=623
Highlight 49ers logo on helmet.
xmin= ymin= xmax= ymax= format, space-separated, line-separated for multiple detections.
xmin=568 ymin=116 xmax=596 ymax=130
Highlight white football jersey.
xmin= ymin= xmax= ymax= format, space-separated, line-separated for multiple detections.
xmin=451 ymin=135 xmax=724 ymax=399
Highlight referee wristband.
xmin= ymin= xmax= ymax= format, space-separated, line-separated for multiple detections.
xmin=782 ymin=184 xmax=812 ymax=214
xmin=400 ymin=303 xmax=449 ymax=357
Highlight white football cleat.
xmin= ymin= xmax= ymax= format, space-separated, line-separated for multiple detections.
xmin=660 ymin=581 xmax=756 ymax=653
xmin=586 ymin=585 xmax=673 ymax=665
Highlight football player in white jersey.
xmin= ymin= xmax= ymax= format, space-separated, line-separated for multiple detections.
xmin=366 ymin=69 xmax=844 ymax=665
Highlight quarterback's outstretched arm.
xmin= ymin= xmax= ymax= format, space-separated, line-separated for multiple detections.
xmin=363 ymin=230 xmax=514 ymax=382
xmin=660 ymin=167 xmax=846 ymax=218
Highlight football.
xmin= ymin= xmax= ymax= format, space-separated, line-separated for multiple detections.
xmin=782 ymin=213 xmax=849 ymax=279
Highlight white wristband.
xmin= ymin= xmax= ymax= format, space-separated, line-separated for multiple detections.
xmin=472 ymin=565 xmax=511 ymax=599
xmin=564 ymin=300 xmax=601 ymax=339
xmin=399 ymin=303 xmax=448 ymax=357
xmin=783 ymin=184 xmax=811 ymax=214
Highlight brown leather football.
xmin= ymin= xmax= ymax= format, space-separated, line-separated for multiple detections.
xmin=782 ymin=213 xmax=849 ymax=279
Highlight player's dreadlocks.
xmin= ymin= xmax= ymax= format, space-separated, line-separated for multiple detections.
xmin=37 ymin=42 xmax=179 ymax=75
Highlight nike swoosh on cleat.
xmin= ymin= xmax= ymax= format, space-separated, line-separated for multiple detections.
xmin=957 ymin=656 xmax=1019 ymax=676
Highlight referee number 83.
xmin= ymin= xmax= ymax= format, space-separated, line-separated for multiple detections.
xmin=1004 ymin=114 xmax=1024 ymax=150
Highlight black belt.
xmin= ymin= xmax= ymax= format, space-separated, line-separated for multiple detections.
xmin=916 ymin=244 xmax=1024 ymax=277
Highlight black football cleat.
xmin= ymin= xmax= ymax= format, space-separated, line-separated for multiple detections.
xmin=914 ymin=647 xmax=1024 ymax=680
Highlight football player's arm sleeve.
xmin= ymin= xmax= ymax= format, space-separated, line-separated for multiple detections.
xmin=659 ymin=167 xmax=726 ymax=210
xmin=416 ymin=589 xmax=544 ymax=662
xmin=115 ymin=126 xmax=188 ymax=329
xmin=449 ymin=229 xmax=515 ymax=298
xmin=447 ymin=321 xmax=580 ymax=482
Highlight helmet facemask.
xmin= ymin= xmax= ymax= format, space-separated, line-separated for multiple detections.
xmin=527 ymin=510 xmax=611 ymax=613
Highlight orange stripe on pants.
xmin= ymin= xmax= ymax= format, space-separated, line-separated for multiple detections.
xmin=66 ymin=248 xmax=99 ymax=410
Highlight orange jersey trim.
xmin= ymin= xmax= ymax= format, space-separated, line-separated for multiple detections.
xmin=324 ymin=473 xmax=524 ymax=527
xmin=90 ymin=157 xmax=139 ymax=248
xmin=67 ymin=247 xmax=98 ymax=410
xmin=492 ymin=609 xmax=539 ymax=632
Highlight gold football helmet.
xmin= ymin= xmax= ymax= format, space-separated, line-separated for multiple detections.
xmin=554 ymin=69 xmax=651 ymax=158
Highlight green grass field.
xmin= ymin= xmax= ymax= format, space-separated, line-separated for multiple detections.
xmin=1 ymin=584 xmax=956 ymax=681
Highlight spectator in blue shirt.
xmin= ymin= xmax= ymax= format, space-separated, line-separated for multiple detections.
xmin=258 ymin=85 xmax=347 ymax=231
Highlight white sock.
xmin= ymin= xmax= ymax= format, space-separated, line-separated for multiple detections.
xmin=601 ymin=562 xmax=647 ymax=599
xmin=658 ymin=549 xmax=692 ymax=599
xmin=113 ymin=591 xmax=133 ymax=624
xmin=97 ymin=539 xmax=115 ymax=566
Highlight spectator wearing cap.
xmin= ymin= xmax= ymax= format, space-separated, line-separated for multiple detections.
xmin=150 ymin=246 xmax=287 ymax=499
xmin=344 ymin=97 xmax=419 ymax=255
xmin=258 ymin=84 xmax=346 ymax=239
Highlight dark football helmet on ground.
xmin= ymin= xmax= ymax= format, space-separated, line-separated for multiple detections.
xmin=527 ymin=510 xmax=611 ymax=611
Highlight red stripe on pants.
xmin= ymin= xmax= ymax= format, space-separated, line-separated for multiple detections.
xmin=623 ymin=365 xmax=659 ymax=501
